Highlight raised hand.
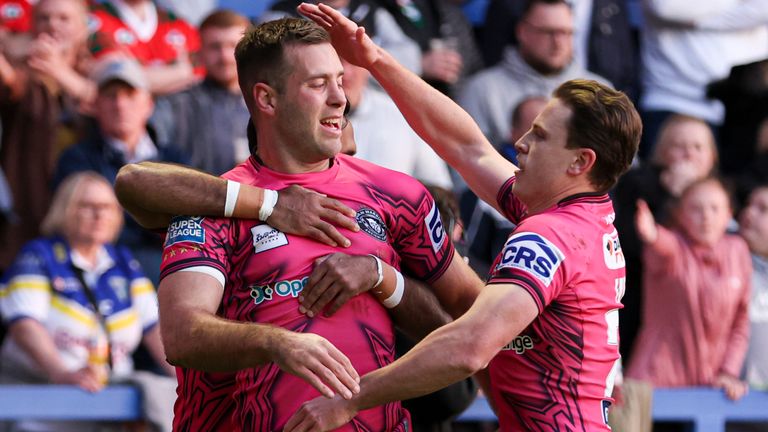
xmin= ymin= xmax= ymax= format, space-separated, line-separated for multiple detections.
xmin=299 ymin=253 xmax=378 ymax=317
xmin=635 ymin=199 xmax=658 ymax=244
xmin=297 ymin=2 xmax=381 ymax=68
xmin=272 ymin=331 xmax=360 ymax=400
xmin=283 ymin=394 xmax=357 ymax=432
xmin=268 ymin=185 xmax=359 ymax=247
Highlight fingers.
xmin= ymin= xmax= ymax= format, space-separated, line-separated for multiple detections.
xmin=321 ymin=344 xmax=360 ymax=395
xmin=314 ymin=220 xmax=351 ymax=248
xmin=283 ymin=409 xmax=309 ymax=432
xmin=296 ymin=364 xmax=336 ymax=399
xmin=301 ymin=271 xmax=337 ymax=317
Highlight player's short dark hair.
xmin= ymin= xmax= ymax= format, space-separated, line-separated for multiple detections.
xmin=235 ymin=18 xmax=329 ymax=109
xmin=553 ymin=79 xmax=641 ymax=192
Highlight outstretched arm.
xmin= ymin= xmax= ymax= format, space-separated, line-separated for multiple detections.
xmin=283 ymin=282 xmax=538 ymax=431
xmin=115 ymin=162 xmax=359 ymax=247
xmin=298 ymin=3 xmax=517 ymax=209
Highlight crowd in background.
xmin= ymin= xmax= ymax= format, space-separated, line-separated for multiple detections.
xmin=0 ymin=0 xmax=766 ymax=431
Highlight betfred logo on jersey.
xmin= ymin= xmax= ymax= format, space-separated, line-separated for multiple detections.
xmin=424 ymin=201 xmax=446 ymax=253
xmin=251 ymin=224 xmax=288 ymax=254
xmin=496 ymin=232 xmax=565 ymax=286
xmin=165 ymin=216 xmax=205 ymax=247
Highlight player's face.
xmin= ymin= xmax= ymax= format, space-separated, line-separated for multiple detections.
xmin=67 ymin=180 xmax=121 ymax=246
xmin=740 ymin=187 xmax=768 ymax=256
xmin=94 ymin=81 xmax=154 ymax=143
xmin=274 ymin=43 xmax=346 ymax=165
xmin=200 ymin=24 xmax=246 ymax=89
xmin=512 ymin=98 xmax=576 ymax=207
xmin=677 ymin=181 xmax=732 ymax=247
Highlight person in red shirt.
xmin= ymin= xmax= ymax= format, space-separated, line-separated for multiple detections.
xmin=0 ymin=0 xmax=33 ymax=33
xmin=88 ymin=0 xmax=202 ymax=94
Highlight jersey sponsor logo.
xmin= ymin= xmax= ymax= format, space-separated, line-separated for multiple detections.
xmin=249 ymin=277 xmax=308 ymax=305
xmin=356 ymin=207 xmax=387 ymax=242
xmin=601 ymin=400 xmax=611 ymax=424
xmin=165 ymin=216 xmax=205 ymax=247
xmin=114 ymin=28 xmax=136 ymax=45
xmin=496 ymin=232 xmax=565 ymax=286
xmin=425 ymin=201 xmax=445 ymax=253
xmin=603 ymin=230 xmax=625 ymax=270
xmin=86 ymin=14 xmax=100 ymax=33
xmin=501 ymin=335 xmax=534 ymax=354
xmin=251 ymin=224 xmax=288 ymax=254
xmin=164 ymin=29 xmax=187 ymax=47
xmin=108 ymin=277 xmax=128 ymax=302
xmin=1 ymin=4 xmax=23 ymax=20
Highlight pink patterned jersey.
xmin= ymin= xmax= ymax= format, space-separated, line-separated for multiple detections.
xmin=486 ymin=177 xmax=624 ymax=431
xmin=161 ymin=155 xmax=455 ymax=432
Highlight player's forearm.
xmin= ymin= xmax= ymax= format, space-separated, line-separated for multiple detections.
xmin=390 ymin=276 xmax=452 ymax=342
xmin=162 ymin=308 xmax=290 ymax=371
xmin=368 ymin=49 xmax=489 ymax=168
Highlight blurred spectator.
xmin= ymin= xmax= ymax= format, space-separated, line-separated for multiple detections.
xmin=612 ymin=114 xmax=718 ymax=362
xmin=259 ymin=0 xmax=423 ymax=75
xmin=375 ymin=0 xmax=484 ymax=97
xmin=341 ymin=58 xmax=453 ymax=189
xmin=151 ymin=9 xmax=250 ymax=175
xmin=459 ymin=96 xmax=546 ymax=276
xmin=734 ymin=117 xmax=768 ymax=209
xmin=480 ymin=0 xmax=639 ymax=102
xmin=154 ymin=0 xmax=216 ymax=26
xmin=627 ymin=178 xmax=751 ymax=402
xmin=0 ymin=0 xmax=94 ymax=272
xmin=53 ymin=58 xmax=185 ymax=285
xmin=638 ymin=0 xmax=768 ymax=158
xmin=88 ymin=0 xmax=202 ymax=95
xmin=0 ymin=171 xmax=173 ymax=432
xmin=739 ymin=185 xmax=768 ymax=391
xmin=458 ymin=0 xmax=606 ymax=149
xmin=0 ymin=0 xmax=33 ymax=33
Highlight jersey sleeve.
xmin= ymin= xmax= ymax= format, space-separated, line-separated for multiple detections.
xmin=496 ymin=175 xmax=527 ymax=224
xmin=0 ymin=242 xmax=53 ymax=324
xmin=159 ymin=216 xmax=232 ymax=287
xmin=487 ymin=220 xmax=567 ymax=313
xmin=384 ymin=179 xmax=455 ymax=284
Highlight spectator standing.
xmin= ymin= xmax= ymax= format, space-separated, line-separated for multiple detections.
xmin=0 ymin=0 xmax=95 ymax=271
xmin=638 ymin=0 xmax=768 ymax=157
xmin=151 ymin=10 xmax=251 ymax=175
xmin=341 ymin=57 xmax=453 ymax=189
xmin=0 ymin=171 xmax=173 ymax=432
xmin=88 ymin=0 xmax=202 ymax=95
xmin=612 ymin=114 xmax=719 ymax=363
xmin=627 ymin=178 xmax=751 ymax=402
xmin=458 ymin=0 xmax=606 ymax=148
xmin=53 ymin=58 xmax=185 ymax=285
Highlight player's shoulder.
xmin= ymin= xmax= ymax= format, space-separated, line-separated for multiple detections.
xmin=221 ymin=159 xmax=257 ymax=183
xmin=339 ymin=155 xmax=428 ymax=194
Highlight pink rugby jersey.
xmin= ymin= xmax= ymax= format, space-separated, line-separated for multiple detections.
xmin=161 ymin=155 xmax=454 ymax=432
xmin=486 ymin=177 xmax=624 ymax=431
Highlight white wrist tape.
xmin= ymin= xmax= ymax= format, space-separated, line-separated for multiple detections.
xmin=224 ymin=180 xmax=241 ymax=218
xmin=259 ymin=189 xmax=279 ymax=221
xmin=369 ymin=255 xmax=384 ymax=288
xmin=382 ymin=270 xmax=404 ymax=309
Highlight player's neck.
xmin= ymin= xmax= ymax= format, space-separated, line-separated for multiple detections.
xmin=525 ymin=183 xmax=599 ymax=215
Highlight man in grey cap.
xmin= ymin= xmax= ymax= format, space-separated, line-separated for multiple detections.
xmin=53 ymin=57 xmax=187 ymax=286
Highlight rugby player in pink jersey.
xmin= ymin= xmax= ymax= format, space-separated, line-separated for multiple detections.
xmin=116 ymin=17 xmax=483 ymax=432
xmin=285 ymin=4 xmax=642 ymax=431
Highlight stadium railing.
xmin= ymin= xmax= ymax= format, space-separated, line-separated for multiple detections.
xmin=0 ymin=385 xmax=766 ymax=431
xmin=456 ymin=387 xmax=768 ymax=432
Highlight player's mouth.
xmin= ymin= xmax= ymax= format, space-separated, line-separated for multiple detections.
xmin=320 ymin=117 xmax=343 ymax=134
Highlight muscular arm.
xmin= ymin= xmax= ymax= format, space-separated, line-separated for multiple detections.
xmin=285 ymin=282 xmax=539 ymax=431
xmin=158 ymin=270 xmax=360 ymax=399
xmin=114 ymin=162 xmax=358 ymax=246
xmin=299 ymin=3 xmax=517 ymax=210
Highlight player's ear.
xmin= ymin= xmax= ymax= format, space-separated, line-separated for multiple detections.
xmin=253 ymin=82 xmax=277 ymax=114
xmin=568 ymin=148 xmax=597 ymax=176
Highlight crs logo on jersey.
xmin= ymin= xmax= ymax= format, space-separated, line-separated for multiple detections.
xmin=603 ymin=230 xmax=625 ymax=270
xmin=165 ymin=216 xmax=205 ymax=247
xmin=496 ymin=232 xmax=565 ymax=286
xmin=424 ymin=201 xmax=445 ymax=253
xmin=356 ymin=207 xmax=387 ymax=242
